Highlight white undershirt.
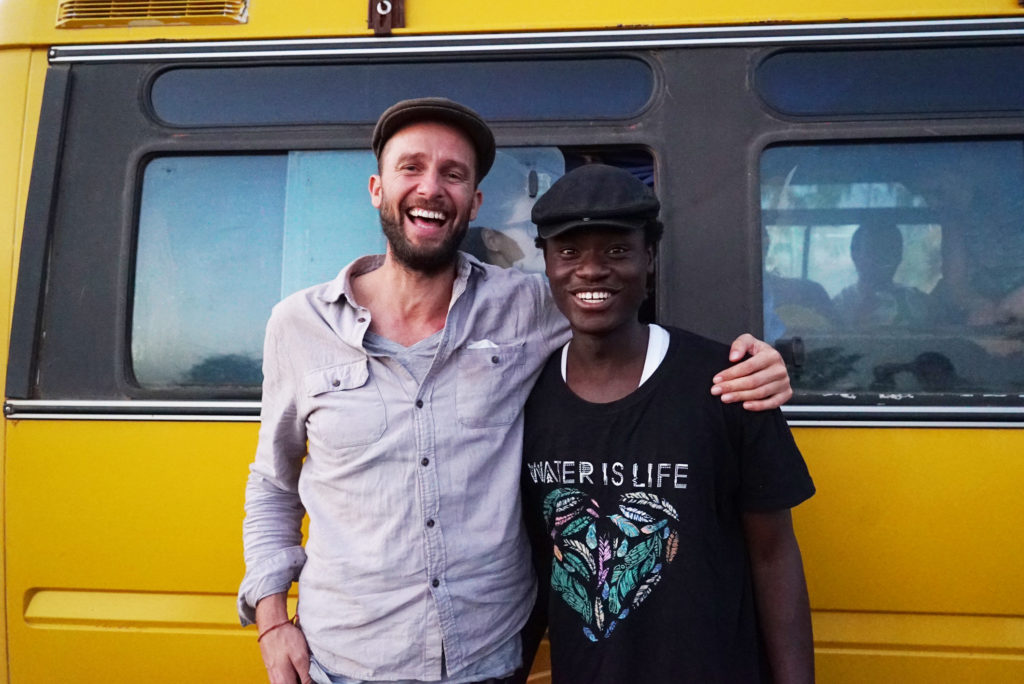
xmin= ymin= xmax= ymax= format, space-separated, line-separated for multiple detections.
xmin=560 ymin=323 xmax=670 ymax=387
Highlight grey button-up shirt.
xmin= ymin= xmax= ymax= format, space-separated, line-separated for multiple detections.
xmin=239 ymin=253 xmax=569 ymax=680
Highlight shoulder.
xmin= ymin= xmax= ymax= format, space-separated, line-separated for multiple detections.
xmin=467 ymin=256 xmax=554 ymax=319
xmin=270 ymin=280 xmax=336 ymax=323
xmin=832 ymin=285 xmax=856 ymax=305
xmin=470 ymin=256 xmax=547 ymax=292
xmin=662 ymin=326 xmax=733 ymax=367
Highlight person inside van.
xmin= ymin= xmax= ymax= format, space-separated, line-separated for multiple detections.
xmin=762 ymin=227 xmax=837 ymax=343
xmin=916 ymin=163 xmax=1024 ymax=326
xmin=832 ymin=219 xmax=932 ymax=329
xmin=521 ymin=164 xmax=816 ymax=683
xmin=239 ymin=98 xmax=796 ymax=684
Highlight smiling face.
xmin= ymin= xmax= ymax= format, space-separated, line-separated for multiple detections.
xmin=544 ymin=226 xmax=654 ymax=338
xmin=370 ymin=121 xmax=483 ymax=274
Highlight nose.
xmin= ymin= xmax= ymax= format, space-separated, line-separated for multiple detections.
xmin=415 ymin=170 xmax=444 ymax=198
xmin=575 ymin=249 xmax=611 ymax=280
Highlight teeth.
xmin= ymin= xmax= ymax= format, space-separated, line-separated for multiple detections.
xmin=576 ymin=291 xmax=611 ymax=302
xmin=408 ymin=207 xmax=447 ymax=221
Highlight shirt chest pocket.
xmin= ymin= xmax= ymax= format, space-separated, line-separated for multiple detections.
xmin=303 ymin=361 xmax=387 ymax=450
xmin=455 ymin=342 xmax=527 ymax=428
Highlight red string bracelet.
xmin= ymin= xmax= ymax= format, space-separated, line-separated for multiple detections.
xmin=257 ymin=616 xmax=295 ymax=642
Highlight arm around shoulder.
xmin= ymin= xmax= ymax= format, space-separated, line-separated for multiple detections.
xmin=712 ymin=334 xmax=792 ymax=411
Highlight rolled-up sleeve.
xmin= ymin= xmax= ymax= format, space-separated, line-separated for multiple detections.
xmin=238 ymin=308 xmax=310 ymax=625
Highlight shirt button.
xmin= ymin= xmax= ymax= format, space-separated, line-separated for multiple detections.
xmin=331 ymin=379 xmax=340 ymax=387
xmin=426 ymin=519 xmax=435 ymax=527
xmin=357 ymin=317 xmax=366 ymax=323
xmin=421 ymin=457 xmax=429 ymax=467
xmin=491 ymin=355 xmax=499 ymax=364
xmin=415 ymin=399 xmax=424 ymax=408
xmin=431 ymin=579 xmax=440 ymax=588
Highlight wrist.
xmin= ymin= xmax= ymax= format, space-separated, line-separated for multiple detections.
xmin=257 ymin=615 xmax=296 ymax=642
xmin=254 ymin=592 xmax=290 ymax=627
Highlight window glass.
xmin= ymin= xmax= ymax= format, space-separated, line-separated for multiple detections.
xmin=131 ymin=148 xmax=566 ymax=389
xmin=151 ymin=59 xmax=654 ymax=127
xmin=757 ymin=46 xmax=1024 ymax=117
xmin=761 ymin=141 xmax=1024 ymax=399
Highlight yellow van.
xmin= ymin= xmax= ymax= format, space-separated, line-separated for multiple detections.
xmin=2 ymin=1 xmax=1023 ymax=681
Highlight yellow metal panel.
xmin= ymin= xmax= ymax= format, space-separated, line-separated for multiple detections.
xmin=1 ymin=0 xmax=1023 ymax=47
xmin=0 ymin=46 xmax=33 ymax=684
xmin=7 ymin=420 xmax=1024 ymax=681
xmin=4 ymin=419 xmax=271 ymax=682
xmin=817 ymin=648 xmax=1024 ymax=681
xmin=792 ymin=427 xmax=1024 ymax=617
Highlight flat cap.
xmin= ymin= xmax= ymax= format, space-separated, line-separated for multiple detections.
xmin=372 ymin=97 xmax=496 ymax=179
xmin=532 ymin=164 xmax=660 ymax=238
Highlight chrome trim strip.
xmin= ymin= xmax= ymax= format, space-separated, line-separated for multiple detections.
xmin=6 ymin=399 xmax=1022 ymax=426
xmin=5 ymin=413 xmax=260 ymax=422
xmin=4 ymin=399 xmax=260 ymax=422
xmin=49 ymin=16 xmax=1024 ymax=50
xmin=782 ymin=405 xmax=1024 ymax=415
xmin=787 ymin=421 xmax=1024 ymax=429
xmin=49 ymin=18 xmax=1024 ymax=63
xmin=5 ymin=399 xmax=259 ymax=410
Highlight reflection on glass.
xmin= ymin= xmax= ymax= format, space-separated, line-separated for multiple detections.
xmin=761 ymin=141 xmax=1024 ymax=398
xmin=133 ymin=155 xmax=287 ymax=388
xmin=461 ymin=148 xmax=565 ymax=274
xmin=132 ymin=148 xmax=569 ymax=389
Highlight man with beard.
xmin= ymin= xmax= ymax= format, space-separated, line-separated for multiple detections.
xmin=238 ymin=98 xmax=793 ymax=684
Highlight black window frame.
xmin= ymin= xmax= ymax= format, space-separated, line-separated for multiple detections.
xmin=10 ymin=36 xmax=1024 ymax=421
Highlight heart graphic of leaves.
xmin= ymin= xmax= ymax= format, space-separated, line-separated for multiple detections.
xmin=544 ymin=488 xmax=679 ymax=641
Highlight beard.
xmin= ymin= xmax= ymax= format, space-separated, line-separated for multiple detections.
xmin=379 ymin=198 xmax=469 ymax=275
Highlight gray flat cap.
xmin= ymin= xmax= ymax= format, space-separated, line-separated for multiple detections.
xmin=372 ymin=97 xmax=496 ymax=179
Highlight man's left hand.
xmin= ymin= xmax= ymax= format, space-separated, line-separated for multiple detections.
xmin=712 ymin=333 xmax=792 ymax=411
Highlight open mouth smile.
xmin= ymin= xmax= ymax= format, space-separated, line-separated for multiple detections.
xmin=407 ymin=206 xmax=449 ymax=226
xmin=573 ymin=290 xmax=615 ymax=303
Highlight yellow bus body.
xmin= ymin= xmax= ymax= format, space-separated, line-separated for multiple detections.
xmin=3 ymin=1 xmax=1024 ymax=682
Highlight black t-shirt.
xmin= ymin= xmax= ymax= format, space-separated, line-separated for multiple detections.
xmin=521 ymin=327 xmax=815 ymax=683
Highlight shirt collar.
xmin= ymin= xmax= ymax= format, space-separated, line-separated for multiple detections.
xmin=317 ymin=251 xmax=488 ymax=307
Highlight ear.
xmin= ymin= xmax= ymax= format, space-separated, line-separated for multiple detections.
xmin=645 ymin=244 xmax=655 ymax=274
xmin=369 ymin=174 xmax=383 ymax=209
xmin=481 ymin=227 xmax=525 ymax=262
xmin=468 ymin=188 xmax=483 ymax=221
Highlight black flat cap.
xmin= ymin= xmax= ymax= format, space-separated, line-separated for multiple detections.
xmin=532 ymin=164 xmax=660 ymax=239
xmin=372 ymin=97 xmax=496 ymax=179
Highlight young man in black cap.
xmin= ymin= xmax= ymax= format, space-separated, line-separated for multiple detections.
xmin=239 ymin=98 xmax=796 ymax=684
xmin=521 ymin=164 xmax=815 ymax=683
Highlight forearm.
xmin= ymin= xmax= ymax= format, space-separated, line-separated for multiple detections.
xmin=239 ymin=470 xmax=307 ymax=625
xmin=243 ymin=469 xmax=307 ymax=561
xmin=256 ymin=591 xmax=291 ymax=629
xmin=744 ymin=510 xmax=814 ymax=684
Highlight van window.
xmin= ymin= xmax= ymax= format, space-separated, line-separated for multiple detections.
xmin=756 ymin=46 xmax=1024 ymax=117
xmin=151 ymin=59 xmax=654 ymax=127
xmin=761 ymin=140 xmax=1024 ymax=399
xmin=131 ymin=148 xmax=566 ymax=388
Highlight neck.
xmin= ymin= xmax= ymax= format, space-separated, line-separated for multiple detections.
xmin=352 ymin=251 xmax=458 ymax=346
xmin=565 ymin=322 xmax=650 ymax=403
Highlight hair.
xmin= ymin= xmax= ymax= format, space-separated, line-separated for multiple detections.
xmin=534 ymin=219 xmax=665 ymax=253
